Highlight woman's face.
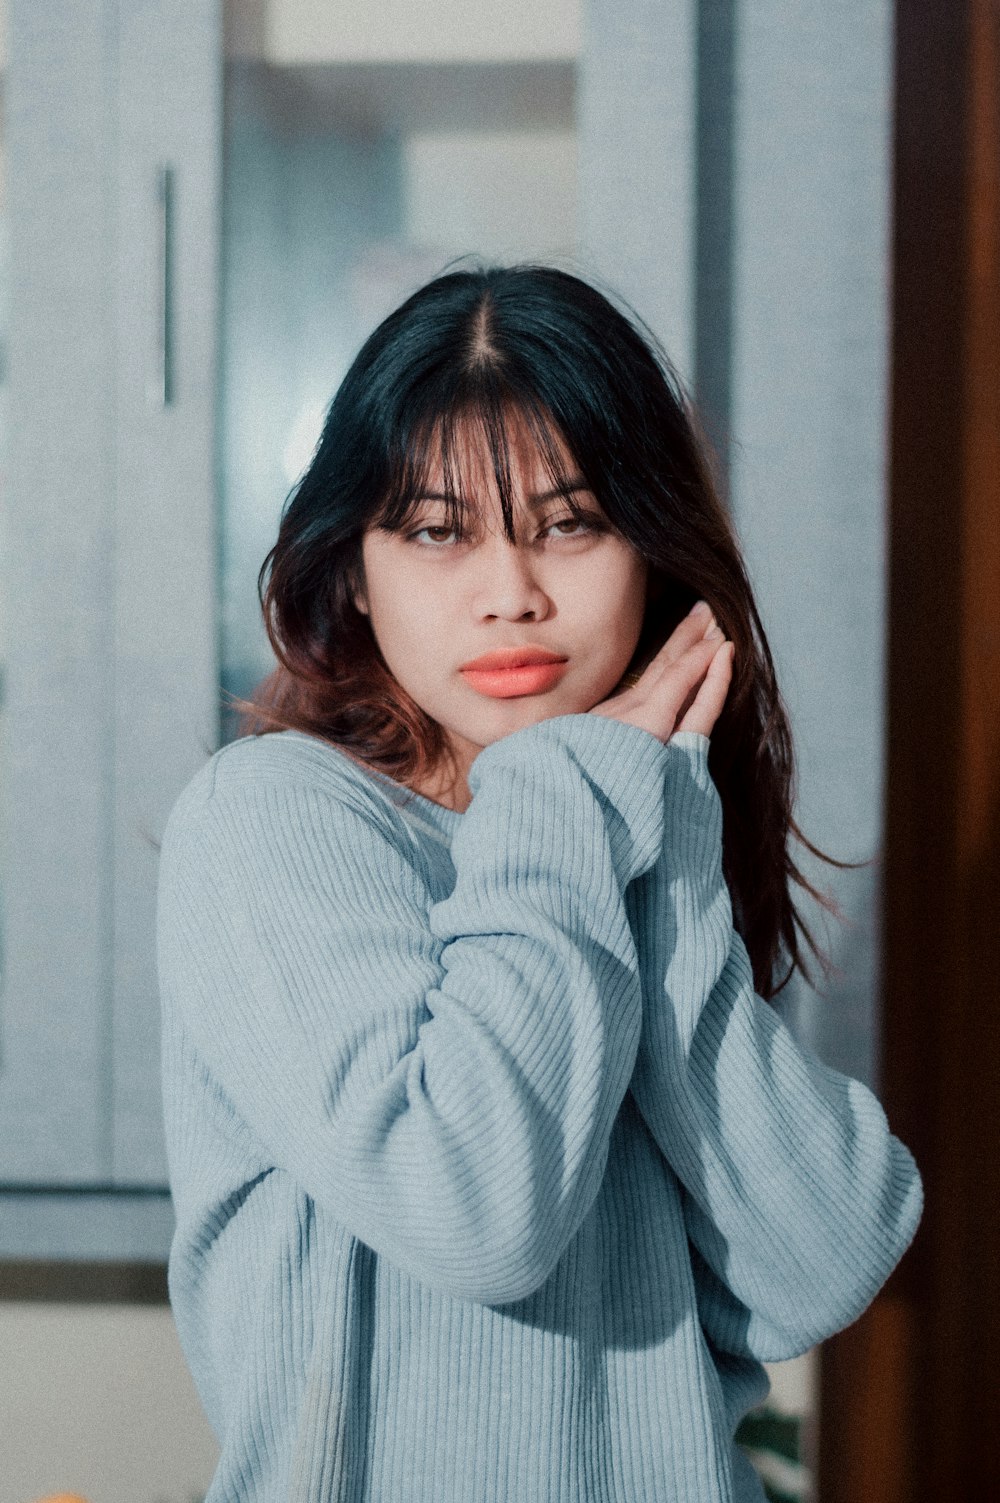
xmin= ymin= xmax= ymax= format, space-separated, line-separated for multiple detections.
xmin=352 ymin=415 xmax=649 ymax=809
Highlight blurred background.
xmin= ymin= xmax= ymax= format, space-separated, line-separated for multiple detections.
xmin=0 ymin=1 xmax=996 ymax=1500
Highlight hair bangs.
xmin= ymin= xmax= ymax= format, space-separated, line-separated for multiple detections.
xmin=369 ymin=371 xmax=587 ymax=542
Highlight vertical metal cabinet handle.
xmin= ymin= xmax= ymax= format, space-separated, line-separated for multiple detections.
xmin=156 ymin=163 xmax=176 ymax=406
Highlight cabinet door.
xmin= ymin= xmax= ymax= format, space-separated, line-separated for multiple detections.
xmin=0 ymin=0 xmax=220 ymax=1205
xmin=0 ymin=0 xmax=120 ymax=1185
xmin=111 ymin=0 xmax=221 ymax=1185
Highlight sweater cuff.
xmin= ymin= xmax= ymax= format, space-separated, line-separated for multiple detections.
xmin=661 ymin=731 xmax=724 ymax=873
xmin=468 ymin=713 xmax=671 ymax=881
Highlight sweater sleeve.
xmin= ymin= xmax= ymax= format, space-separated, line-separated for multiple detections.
xmin=157 ymin=714 xmax=669 ymax=1307
xmin=626 ymin=730 xmax=924 ymax=1361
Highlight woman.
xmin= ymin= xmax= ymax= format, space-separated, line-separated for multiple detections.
xmin=157 ymin=263 xmax=923 ymax=1502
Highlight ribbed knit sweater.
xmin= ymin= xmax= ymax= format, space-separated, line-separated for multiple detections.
xmin=157 ymin=713 xmax=923 ymax=1503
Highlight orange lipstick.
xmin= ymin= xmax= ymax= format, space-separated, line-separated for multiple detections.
xmin=459 ymin=647 xmax=569 ymax=699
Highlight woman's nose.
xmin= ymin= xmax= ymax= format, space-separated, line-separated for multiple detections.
xmin=472 ymin=539 xmax=551 ymax=622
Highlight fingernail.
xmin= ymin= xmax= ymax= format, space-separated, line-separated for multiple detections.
xmin=707 ymin=624 xmax=724 ymax=639
xmin=688 ymin=600 xmax=710 ymax=618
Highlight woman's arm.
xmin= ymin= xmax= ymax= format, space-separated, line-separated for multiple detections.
xmin=626 ymin=730 xmax=924 ymax=1362
xmin=157 ymin=714 xmax=669 ymax=1307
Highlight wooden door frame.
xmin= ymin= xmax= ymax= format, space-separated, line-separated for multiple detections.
xmin=817 ymin=2 xmax=1000 ymax=1498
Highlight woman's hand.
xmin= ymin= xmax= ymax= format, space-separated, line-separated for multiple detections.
xmin=589 ymin=601 xmax=735 ymax=745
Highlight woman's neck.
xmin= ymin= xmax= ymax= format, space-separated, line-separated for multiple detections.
xmin=409 ymin=762 xmax=473 ymax=814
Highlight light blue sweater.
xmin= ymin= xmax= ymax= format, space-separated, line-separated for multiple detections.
xmin=157 ymin=713 xmax=923 ymax=1502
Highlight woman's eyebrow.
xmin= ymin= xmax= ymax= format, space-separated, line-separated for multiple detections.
xmin=414 ymin=477 xmax=592 ymax=508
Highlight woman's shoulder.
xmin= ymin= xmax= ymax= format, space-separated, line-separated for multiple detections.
xmin=212 ymin=729 xmax=382 ymax=796
xmin=162 ymin=730 xmax=404 ymax=850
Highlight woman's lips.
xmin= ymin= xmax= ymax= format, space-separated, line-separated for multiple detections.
xmin=460 ymin=661 xmax=569 ymax=698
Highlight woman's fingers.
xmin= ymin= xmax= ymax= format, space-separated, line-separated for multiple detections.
xmin=644 ymin=614 xmax=721 ymax=691
xmin=652 ymin=601 xmax=718 ymax=668
xmin=661 ymin=629 xmax=726 ymax=709
xmin=645 ymin=610 xmax=732 ymax=738
xmin=589 ymin=602 xmax=734 ymax=743
xmin=674 ymin=639 xmax=734 ymax=736
xmin=644 ymin=602 xmax=721 ymax=679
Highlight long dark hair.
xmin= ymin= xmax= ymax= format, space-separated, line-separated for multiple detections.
xmin=236 ymin=260 xmax=865 ymax=1003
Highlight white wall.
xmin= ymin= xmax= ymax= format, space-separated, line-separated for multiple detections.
xmin=261 ymin=0 xmax=579 ymax=63
xmin=404 ymin=129 xmax=577 ymax=264
xmin=0 ymin=1304 xmax=219 ymax=1503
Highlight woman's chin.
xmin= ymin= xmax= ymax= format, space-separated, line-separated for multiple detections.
xmin=467 ymin=696 xmax=596 ymax=744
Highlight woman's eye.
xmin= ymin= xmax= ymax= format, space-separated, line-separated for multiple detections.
xmin=407 ymin=524 xmax=460 ymax=546
xmin=544 ymin=513 xmax=602 ymax=539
